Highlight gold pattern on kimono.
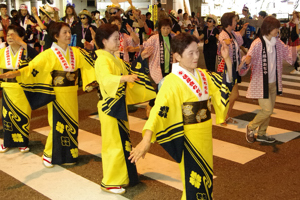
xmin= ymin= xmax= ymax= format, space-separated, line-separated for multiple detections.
xmin=56 ymin=121 xmax=65 ymax=134
xmin=189 ymin=171 xmax=202 ymax=189
xmin=70 ymin=148 xmax=78 ymax=158
xmin=2 ymin=107 xmax=7 ymax=118
xmin=61 ymin=136 xmax=71 ymax=146
xmin=135 ymin=62 xmax=141 ymax=69
xmin=207 ymin=99 xmax=211 ymax=112
xmin=12 ymin=133 xmax=24 ymax=142
xmin=196 ymin=193 xmax=208 ymax=200
xmin=3 ymin=121 xmax=13 ymax=131
xmin=125 ymin=141 xmax=132 ymax=152
xmin=196 ymin=109 xmax=207 ymax=123
xmin=54 ymin=76 xmax=64 ymax=86
xmin=182 ymin=105 xmax=194 ymax=117
xmin=66 ymin=72 xmax=75 ymax=81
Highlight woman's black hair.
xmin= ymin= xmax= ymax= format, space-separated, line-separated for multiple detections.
xmin=48 ymin=22 xmax=70 ymax=42
xmin=95 ymin=24 xmax=119 ymax=49
xmin=158 ymin=18 xmax=172 ymax=32
xmin=221 ymin=12 xmax=236 ymax=29
xmin=260 ymin=16 xmax=280 ymax=36
xmin=7 ymin=24 xmax=25 ymax=38
xmin=171 ymin=33 xmax=198 ymax=56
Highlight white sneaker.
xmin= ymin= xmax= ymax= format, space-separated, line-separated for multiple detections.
xmin=101 ymin=186 xmax=126 ymax=194
xmin=0 ymin=144 xmax=9 ymax=153
xmin=19 ymin=147 xmax=30 ymax=153
xmin=290 ymin=69 xmax=300 ymax=74
xmin=43 ymin=156 xmax=54 ymax=168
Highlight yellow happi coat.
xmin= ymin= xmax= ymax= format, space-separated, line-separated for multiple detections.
xmin=144 ymin=63 xmax=233 ymax=200
xmin=17 ymin=43 xmax=96 ymax=164
xmin=95 ymin=49 xmax=155 ymax=188
xmin=0 ymin=45 xmax=38 ymax=147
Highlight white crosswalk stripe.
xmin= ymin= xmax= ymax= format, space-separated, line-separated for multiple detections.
xmin=282 ymin=74 xmax=300 ymax=80
xmin=1 ymin=79 xmax=299 ymax=198
xmin=0 ymin=139 xmax=129 ymax=200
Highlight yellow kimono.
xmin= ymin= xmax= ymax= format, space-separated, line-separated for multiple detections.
xmin=143 ymin=63 xmax=233 ymax=200
xmin=0 ymin=45 xmax=38 ymax=148
xmin=95 ymin=49 xmax=155 ymax=188
xmin=17 ymin=43 xmax=96 ymax=164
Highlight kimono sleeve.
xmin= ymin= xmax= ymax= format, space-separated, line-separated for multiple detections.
xmin=123 ymin=34 xmax=134 ymax=47
xmin=205 ymin=70 xmax=233 ymax=124
xmin=76 ymin=47 xmax=97 ymax=92
xmin=94 ymin=54 xmax=123 ymax=98
xmin=240 ymin=39 xmax=260 ymax=73
xmin=234 ymin=31 xmax=244 ymax=47
xmin=218 ymin=31 xmax=229 ymax=43
xmin=17 ymin=51 xmax=55 ymax=110
xmin=277 ymin=39 xmax=297 ymax=65
xmin=19 ymin=45 xmax=39 ymax=69
xmin=143 ymin=34 xmax=156 ymax=48
xmin=143 ymin=76 xmax=184 ymax=163
xmin=125 ymin=56 xmax=156 ymax=104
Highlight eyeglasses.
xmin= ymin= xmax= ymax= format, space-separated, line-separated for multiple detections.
xmin=207 ymin=20 xmax=213 ymax=23
xmin=80 ymin=17 xmax=87 ymax=20
xmin=109 ymin=11 xmax=117 ymax=15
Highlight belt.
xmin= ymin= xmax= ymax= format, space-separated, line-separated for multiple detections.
xmin=182 ymin=100 xmax=211 ymax=125
xmin=2 ymin=69 xmax=17 ymax=82
xmin=51 ymin=70 xmax=78 ymax=87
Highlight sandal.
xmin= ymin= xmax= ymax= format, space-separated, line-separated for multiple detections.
xmin=0 ymin=144 xmax=9 ymax=153
xmin=42 ymin=155 xmax=54 ymax=168
xmin=225 ymin=117 xmax=238 ymax=124
xmin=101 ymin=186 xmax=126 ymax=194
xmin=220 ymin=121 xmax=227 ymax=126
xmin=19 ymin=147 xmax=30 ymax=153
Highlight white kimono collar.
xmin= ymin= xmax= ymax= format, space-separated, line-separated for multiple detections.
xmin=172 ymin=62 xmax=209 ymax=101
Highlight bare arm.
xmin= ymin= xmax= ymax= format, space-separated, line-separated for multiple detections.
xmin=12 ymin=33 xmax=28 ymax=50
xmin=0 ymin=70 xmax=21 ymax=79
xmin=129 ymin=129 xmax=153 ymax=163
xmin=215 ymin=34 xmax=219 ymax=40
xmin=126 ymin=24 xmax=140 ymax=45
xmin=140 ymin=15 xmax=150 ymax=34
xmin=32 ymin=7 xmax=47 ymax=30
xmin=239 ymin=23 xmax=249 ymax=36
xmin=220 ymin=41 xmax=233 ymax=82
xmin=198 ymin=33 xmax=204 ymax=40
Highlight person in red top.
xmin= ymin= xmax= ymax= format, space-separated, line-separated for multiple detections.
xmin=284 ymin=11 xmax=300 ymax=74
xmin=0 ymin=4 xmax=14 ymax=42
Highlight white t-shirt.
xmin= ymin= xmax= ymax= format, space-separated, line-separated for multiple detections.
xmin=263 ymin=36 xmax=277 ymax=83
xmin=179 ymin=20 xmax=192 ymax=28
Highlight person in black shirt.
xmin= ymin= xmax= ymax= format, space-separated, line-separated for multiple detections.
xmin=169 ymin=10 xmax=181 ymax=35
xmin=71 ymin=10 xmax=97 ymax=50
xmin=32 ymin=5 xmax=56 ymax=51
xmin=17 ymin=4 xmax=37 ymax=47
xmin=197 ymin=15 xmax=219 ymax=71
xmin=146 ymin=12 xmax=154 ymax=31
